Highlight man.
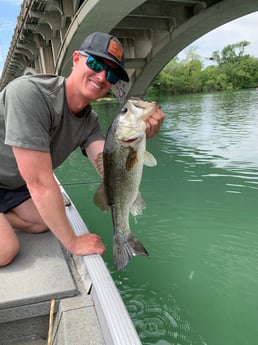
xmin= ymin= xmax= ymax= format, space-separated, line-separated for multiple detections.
xmin=0 ymin=32 xmax=164 ymax=266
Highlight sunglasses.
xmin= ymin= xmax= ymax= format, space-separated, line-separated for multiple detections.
xmin=81 ymin=53 xmax=120 ymax=85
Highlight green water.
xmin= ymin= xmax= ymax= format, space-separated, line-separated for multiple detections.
xmin=56 ymin=90 xmax=258 ymax=345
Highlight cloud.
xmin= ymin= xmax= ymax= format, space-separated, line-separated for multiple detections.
xmin=0 ymin=20 xmax=13 ymax=31
xmin=178 ymin=11 xmax=258 ymax=62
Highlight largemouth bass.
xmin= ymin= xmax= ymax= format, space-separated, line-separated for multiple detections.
xmin=94 ymin=98 xmax=158 ymax=271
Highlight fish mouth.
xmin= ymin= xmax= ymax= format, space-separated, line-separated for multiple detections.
xmin=122 ymin=137 xmax=138 ymax=144
xmin=121 ymin=133 xmax=144 ymax=144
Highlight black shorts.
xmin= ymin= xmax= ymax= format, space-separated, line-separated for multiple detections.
xmin=0 ymin=185 xmax=31 ymax=214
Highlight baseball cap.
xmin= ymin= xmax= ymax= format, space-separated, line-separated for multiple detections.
xmin=79 ymin=32 xmax=129 ymax=82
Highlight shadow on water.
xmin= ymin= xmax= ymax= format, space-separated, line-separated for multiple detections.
xmin=56 ymin=90 xmax=258 ymax=345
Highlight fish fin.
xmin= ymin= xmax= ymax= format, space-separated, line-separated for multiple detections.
xmin=93 ymin=183 xmax=110 ymax=212
xmin=95 ymin=152 xmax=104 ymax=178
xmin=130 ymin=192 xmax=146 ymax=216
xmin=144 ymin=151 xmax=157 ymax=167
xmin=113 ymin=232 xmax=149 ymax=271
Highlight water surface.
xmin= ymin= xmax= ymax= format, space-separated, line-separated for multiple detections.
xmin=56 ymin=90 xmax=258 ymax=345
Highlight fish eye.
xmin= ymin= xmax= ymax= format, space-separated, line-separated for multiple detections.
xmin=121 ymin=107 xmax=128 ymax=113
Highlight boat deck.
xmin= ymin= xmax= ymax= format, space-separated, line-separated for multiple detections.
xmin=0 ymin=231 xmax=105 ymax=345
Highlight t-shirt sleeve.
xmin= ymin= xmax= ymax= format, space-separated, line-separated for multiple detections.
xmin=4 ymin=78 xmax=52 ymax=152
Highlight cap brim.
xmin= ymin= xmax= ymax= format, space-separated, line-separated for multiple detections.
xmin=84 ymin=49 xmax=129 ymax=82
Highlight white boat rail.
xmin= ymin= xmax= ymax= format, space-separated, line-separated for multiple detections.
xmin=59 ymin=182 xmax=142 ymax=345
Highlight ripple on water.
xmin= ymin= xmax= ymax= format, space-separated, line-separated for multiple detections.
xmin=119 ymin=285 xmax=207 ymax=345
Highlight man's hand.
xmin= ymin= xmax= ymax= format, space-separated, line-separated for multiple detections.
xmin=145 ymin=107 xmax=165 ymax=138
xmin=71 ymin=233 xmax=105 ymax=256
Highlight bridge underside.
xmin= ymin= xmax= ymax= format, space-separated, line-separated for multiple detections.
xmin=1 ymin=0 xmax=258 ymax=98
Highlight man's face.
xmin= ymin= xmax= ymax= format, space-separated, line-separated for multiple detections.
xmin=73 ymin=52 xmax=114 ymax=102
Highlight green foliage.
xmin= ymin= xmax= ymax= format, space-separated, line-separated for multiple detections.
xmin=146 ymin=41 xmax=258 ymax=96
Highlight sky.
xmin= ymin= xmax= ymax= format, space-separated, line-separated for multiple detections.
xmin=0 ymin=0 xmax=23 ymax=76
xmin=0 ymin=0 xmax=258 ymax=76
xmin=177 ymin=11 xmax=258 ymax=66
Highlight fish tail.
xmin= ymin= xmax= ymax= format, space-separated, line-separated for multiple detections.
xmin=113 ymin=232 xmax=149 ymax=271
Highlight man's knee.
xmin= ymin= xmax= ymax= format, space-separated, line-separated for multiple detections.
xmin=0 ymin=237 xmax=20 ymax=267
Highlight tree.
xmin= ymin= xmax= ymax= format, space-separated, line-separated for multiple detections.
xmin=201 ymin=65 xmax=229 ymax=92
xmin=211 ymin=41 xmax=250 ymax=65
xmin=147 ymin=40 xmax=258 ymax=96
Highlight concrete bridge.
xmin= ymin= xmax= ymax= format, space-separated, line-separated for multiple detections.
xmin=0 ymin=0 xmax=258 ymax=97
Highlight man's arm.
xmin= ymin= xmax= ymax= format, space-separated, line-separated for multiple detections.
xmin=12 ymin=146 xmax=105 ymax=256
xmin=86 ymin=140 xmax=105 ymax=178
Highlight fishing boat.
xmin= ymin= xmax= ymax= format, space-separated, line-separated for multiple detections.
xmin=0 ymin=180 xmax=142 ymax=345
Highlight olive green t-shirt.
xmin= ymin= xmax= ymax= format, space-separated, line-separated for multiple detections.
xmin=0 ymin=74 xmax=105 ymax=189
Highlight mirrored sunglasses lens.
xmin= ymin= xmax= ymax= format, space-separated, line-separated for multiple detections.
xmin=87 ymin=56 xmax=104 ymax=72
xmin=106 ymin=70 xmax=119 ymax=84
xmin=87 ymin=56 xmax=120 ymax=84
